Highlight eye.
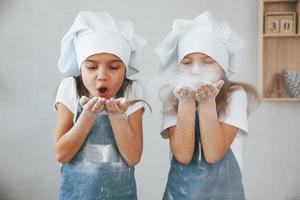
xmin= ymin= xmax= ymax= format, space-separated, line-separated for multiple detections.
xmin=203 ymin=57 xmax=215 ymax=64
xmin=85 ymin=62 xmax=97 ymax=69
xmin=109 ymin=64 xmax=121 ymax=70
xmin=181 ymin=58 xmax=192 ymax=65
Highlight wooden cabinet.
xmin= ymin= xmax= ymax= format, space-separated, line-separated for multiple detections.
xmin=259 ymin=0 xmax=300 ymax=101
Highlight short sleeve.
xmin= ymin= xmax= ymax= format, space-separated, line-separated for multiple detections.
xmin=54 ymin=76 xmax=78 ymax=115
xmin=219 ymin=89 xmax=248 ymax=135
xmin=125 ymin=81 xmax=147 ymax=117
xmin=160 ymin=114 xmax=177 ymax=139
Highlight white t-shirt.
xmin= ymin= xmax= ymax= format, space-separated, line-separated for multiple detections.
xmin=160 ymin=89 xmax=248 ymax=170
xmin=54 ymin=77 xmax=146 ymax=119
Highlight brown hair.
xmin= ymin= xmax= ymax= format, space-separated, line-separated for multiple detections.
xmin=162 ymin=74 xmax=260 ymax=118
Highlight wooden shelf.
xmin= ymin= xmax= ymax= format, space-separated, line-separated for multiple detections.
xmin=264 ymin=0 xmax=298 ymax=3
xmin=259 ymin=0 xmax=300 ymax=101
xmin=263 ymin=33 xmax=300 ymax=37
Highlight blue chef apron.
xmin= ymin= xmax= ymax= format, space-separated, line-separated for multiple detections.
xmin=163 ymin=112 xmax=245 ymax=200
xmin=59 ymin=105 xmax=137 ymax=200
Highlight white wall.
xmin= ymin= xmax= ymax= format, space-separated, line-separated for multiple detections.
xmin=0 ymin=0 xmax=299 ymax=199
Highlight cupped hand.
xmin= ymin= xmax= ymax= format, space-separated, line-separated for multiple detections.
xmin=105 ymin=97 xmax=129 ymax=115
xmin=173 ymin=86 xmax=196 ymax=102
xmin=195 ymin=80 xmax=224 ymax=102
xmin=79 ymin=96 xmax=106 ymax=116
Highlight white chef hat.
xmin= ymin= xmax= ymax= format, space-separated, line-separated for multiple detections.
xmin=155 ymin=11 xmax=244 ymax=77
xmin=58 ymin=11 xmax=146 ymax=77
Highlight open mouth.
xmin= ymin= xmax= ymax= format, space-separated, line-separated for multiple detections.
xmin=97 ymin=87 xmax=109 ymax=97
xmin=99 ymin=87 xmax=107 ymax=93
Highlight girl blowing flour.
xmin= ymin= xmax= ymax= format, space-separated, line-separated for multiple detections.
xmin=156 ymin=11 xmax=259 ymax=200
xmin=53 ymin=11 xmax=146 ymax=200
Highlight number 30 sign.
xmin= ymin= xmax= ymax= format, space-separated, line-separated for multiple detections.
xmin=265 ymin=12 xmax=296 ymax=34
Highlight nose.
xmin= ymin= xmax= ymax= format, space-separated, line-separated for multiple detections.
xmin=96 ymin=65 xmax=108 ymax=81
xmin=191 ymin=64 xmax=203 ymax=75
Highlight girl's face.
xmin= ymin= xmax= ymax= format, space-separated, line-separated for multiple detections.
xmin=81 ymin=53 xmax=126 ymax=99
xmin=179 ymin=52 xmax=224 ymax=84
